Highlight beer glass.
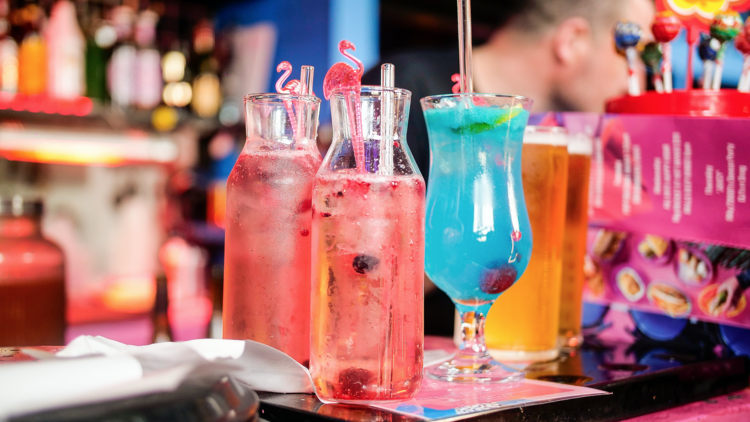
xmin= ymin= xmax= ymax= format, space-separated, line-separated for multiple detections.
xmin=559 ymin=133 xmax=593 ymax=348
xmin=485 ymin=126 xmax=569 ymax=362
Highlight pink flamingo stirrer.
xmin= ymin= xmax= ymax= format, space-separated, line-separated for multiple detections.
xmin=451 ymin=73 xmax=461 ymax=94
xmin=324 ymin=40 xmax=365 ymax=172
xmin=275 ymin=61 xmax=302 ymax=144
xmin=451 ymin=73 xmax=486 ymax=105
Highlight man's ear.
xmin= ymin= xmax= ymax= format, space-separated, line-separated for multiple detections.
xmin=551 ymin=17 xmax=593 ymax=67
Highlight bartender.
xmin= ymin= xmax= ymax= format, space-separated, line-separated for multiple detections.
xmin=363 ymin=0 xmax=655 ymax=336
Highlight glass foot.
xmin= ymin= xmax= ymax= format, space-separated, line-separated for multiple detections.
xmin=426 ymin=355 xmax=524 ymax=383
xmin=488 ymin=347 xmax=559 ymax=363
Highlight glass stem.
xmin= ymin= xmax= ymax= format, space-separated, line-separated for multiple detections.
xmin=456 ymin=311 xmax=492 ymax=361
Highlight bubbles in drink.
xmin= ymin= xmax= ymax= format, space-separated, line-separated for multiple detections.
xmin=223 ymin=147 xmax=321 ymax=364
xmin=311 ymin=172 xmax=425 ymax=403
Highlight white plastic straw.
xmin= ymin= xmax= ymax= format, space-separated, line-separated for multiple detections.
xmin=662 ymin=43 xmax=673 ymax=93
xmin=739 ymin=56 xmax=750 ymax=92
xmin=702 ymin=60 xmax=715 ymax=89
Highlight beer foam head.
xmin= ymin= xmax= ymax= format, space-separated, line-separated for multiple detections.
xmin=523 ymin=126 xmax=567 ymax=146
xmin=567 ymin=132 xmax=593 ymax=155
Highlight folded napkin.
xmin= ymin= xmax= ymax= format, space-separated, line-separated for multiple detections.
xmin=0 ymin=335 xmax=312 ymax=421
xmin=0 ymin=335 xmax=454 ymax=420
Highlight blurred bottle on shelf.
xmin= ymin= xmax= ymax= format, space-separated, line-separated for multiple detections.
xmin=151 ymin=272 xmax=173 ymax=343
xmin=45 ymin=0 xmax=84 ymax=99
xmin=108 ymin=5 xmax=136 ymax=108
xmin=190 ymin=19 xmax=220 ymax=118
xmin=159 ymin=236 xmax=211 ymax=340
xmin=84 ymin=4 xmax=116 ymax=101
xmin=206 ymin=131 xmax=238 ymax=228
xmin=17 ymin=4 xmax=46 ymax=96
xmin=162 ymin=44 xmax=191 ymax=108
xmin=0 ymin=196 xmax=66 ymax=347
xmin=207 ymin=263 xmax=223 ymax=339
xmin=135 ymin=9 xmax=162 ymax=109
xmin=0 ymin=0 xmax=18 ymax=94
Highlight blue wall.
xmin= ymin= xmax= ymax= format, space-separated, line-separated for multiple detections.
xmin=215 ymin=0 xmax=380 ymax=122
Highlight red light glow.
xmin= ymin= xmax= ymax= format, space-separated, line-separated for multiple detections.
xmin=0 ymin=92 xmax=93 ymax=117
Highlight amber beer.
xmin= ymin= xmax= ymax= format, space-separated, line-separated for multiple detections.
xmin=559 ymin=135 xmax=593 ymax=348
xmin=485 ymin=126 xmax=569 ymax=362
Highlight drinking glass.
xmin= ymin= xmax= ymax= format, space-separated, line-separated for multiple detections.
xmin=421 ymin=93 xmax=533 ymax=383
xmin=559 ymin=132 xmax=593 ymax=348
xmin=310 ymin=86 xmax=425 ymax=403
xmin=223 ymin=93 xmax=321 ymax=365
xmin=486 ymin=126 xmax=569 ymax=362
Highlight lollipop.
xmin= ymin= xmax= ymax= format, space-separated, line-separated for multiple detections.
xmin=323 ymin=40 xmax=365 ymax=172
xmin=614 ymin=21 xmax=643 ymax=96
xmin=651 ymin=11 xmax=681 ymax=93
xmin=736 ymin=21 xmax=750 ymax=92
xmin=709 ymin=11 xmax=743 ymax=90
xmin=698 ymin=35 xmax=721 ymax=89
xmin=641 ymin=42 xmax=664 ymax=93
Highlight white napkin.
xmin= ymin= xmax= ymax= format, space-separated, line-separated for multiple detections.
xmin=0 ymin=335 xmax=312 ymax=421
xmin=0 ymin=336 xmax=454 ymax=420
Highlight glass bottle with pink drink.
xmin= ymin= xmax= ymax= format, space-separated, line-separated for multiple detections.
xmin=223 ymin=64 xmax=320 ymax=365
xmin=310 ymin=44 xmax=425 ymax=404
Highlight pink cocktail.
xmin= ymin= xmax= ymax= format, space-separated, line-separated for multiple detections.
xmin=223 ymin=92 xmax=321 ymax=365
xmin=310 ymin=86 xmax=425 ymax=403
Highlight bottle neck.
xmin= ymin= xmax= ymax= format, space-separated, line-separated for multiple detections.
xmin=0 ymin=216 xmax=42 ymax=238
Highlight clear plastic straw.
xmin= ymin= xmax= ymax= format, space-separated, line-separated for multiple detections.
xmin=300 ymin=66 xmax=314 ymax=96
xmin=457 ymin=0 xmax=473 ymax=93
xmin=297 ymin=65 xmax=314 ymax=144
xmin=379 ymin=64 xmax=395 ymax=175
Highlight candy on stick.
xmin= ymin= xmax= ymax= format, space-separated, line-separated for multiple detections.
xmin=698 ymin=34 xmax=721 ymax=89
xmin=641 ymin=42 xmax=664 ymax=93
xmin=709 ymin=11 xmax=743 ymax=90
xmin=651 ymin=11 xmax=681 ymax=93
xmin=736 ymin=21 xmax=750 ymax=93
xmin=614 ymin=21 xmax=643 ymax=96
xmin=323 ymin=40 xmax=365 ymax=172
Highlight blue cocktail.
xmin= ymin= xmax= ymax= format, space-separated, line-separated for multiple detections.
xmin=421 ymin=94 xmax=533 ymax=383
